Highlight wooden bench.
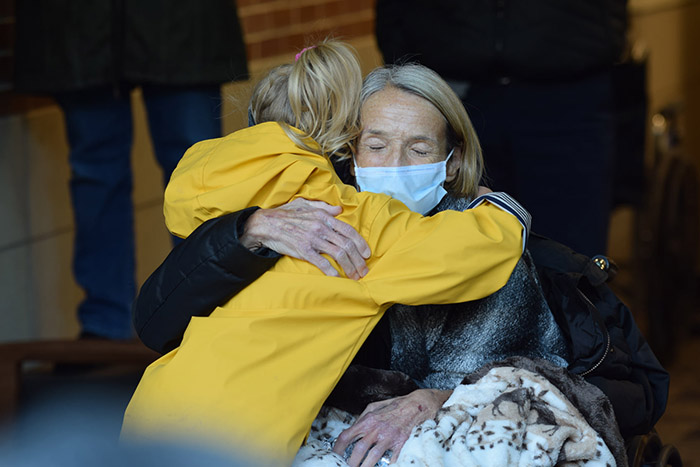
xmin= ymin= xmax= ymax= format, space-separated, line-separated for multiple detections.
xmin=0 ymin=339 xmax=158 ymax=422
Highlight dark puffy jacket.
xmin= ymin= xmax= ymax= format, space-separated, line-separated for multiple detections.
xmin=133 ymin=208 xmax=280 ymax=354
xmin=13 ymin=0 xmax=248 ymax=93
xmin=376 ymin=0 xmax=628 ymax=81
xmin=529 ymin=233 xmax=669 ymax=438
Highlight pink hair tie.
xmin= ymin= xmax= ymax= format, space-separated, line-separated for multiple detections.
xmin=295 ymin=46 xmax=316 ymax=62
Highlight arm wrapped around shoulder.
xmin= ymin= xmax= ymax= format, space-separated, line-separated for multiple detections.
xmin=362 ymin=195 xmax=528 ymax=308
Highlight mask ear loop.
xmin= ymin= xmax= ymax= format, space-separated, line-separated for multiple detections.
xmin=440 ymin=148 xmax=457 ymax=195
xmin=247 ymin=107 xmax=256 ymax=127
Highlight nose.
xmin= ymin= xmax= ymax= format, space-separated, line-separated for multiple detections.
xmin=384 ymin=146 xmax=405 ymax=167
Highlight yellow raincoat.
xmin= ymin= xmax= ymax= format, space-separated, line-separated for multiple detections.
xmin=122 ymin=122 xmax=525 ymax=463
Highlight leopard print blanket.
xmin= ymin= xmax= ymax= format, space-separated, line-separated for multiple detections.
xmin=293 ymin=363 xmax=621 ymax=467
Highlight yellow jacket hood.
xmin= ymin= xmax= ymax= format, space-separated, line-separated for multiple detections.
xmin=165 ymin=122 xmax=356 ymax=239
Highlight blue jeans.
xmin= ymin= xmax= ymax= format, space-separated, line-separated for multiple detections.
xmin=56 ymin=84 xmax=222 ymax=339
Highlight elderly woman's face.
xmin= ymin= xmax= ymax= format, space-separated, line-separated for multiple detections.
xmin=355 ymin=87 xmax=457 ymax=182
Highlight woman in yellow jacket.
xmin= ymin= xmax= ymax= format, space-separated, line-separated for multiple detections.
xmin=121 ymin=41 xmax=527 ymax=463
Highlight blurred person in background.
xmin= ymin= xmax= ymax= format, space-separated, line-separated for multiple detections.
xmin=13 ymin=0 xmax=248 ymax=340
xmin=376 ymin=0 xmax=628 ymax=257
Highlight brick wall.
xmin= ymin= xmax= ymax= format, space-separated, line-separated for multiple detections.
xmin=0 ymin=0 xmax=377 ymax=114
xmin=239 ymin=0 xmax=375 ymax=61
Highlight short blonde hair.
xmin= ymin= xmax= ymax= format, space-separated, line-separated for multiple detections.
xmin=249 ymin=39 xmax=362 ymax=160
xmin=361 ymin=64 xmax=484 ymax=200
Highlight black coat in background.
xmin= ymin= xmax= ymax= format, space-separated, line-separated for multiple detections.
xmin=13 ymin=0 xmax=249 ymax=93
xmin=376 ymin=0 xmax=627 ymax=82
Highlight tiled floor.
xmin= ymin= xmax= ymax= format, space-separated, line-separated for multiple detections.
xmin=654 ymin=336 xmax=700 ymax=466
xmin=607 ymin=207 xmax=700 ymax=465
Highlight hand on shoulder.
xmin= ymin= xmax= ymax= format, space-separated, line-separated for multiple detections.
xmin=241 ymin=198 xmax=370 ymax=280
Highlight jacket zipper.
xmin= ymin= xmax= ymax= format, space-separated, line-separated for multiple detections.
xmin=577 ymin=289 xmax=612 ymax=377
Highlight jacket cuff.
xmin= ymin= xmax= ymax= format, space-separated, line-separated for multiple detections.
xmin=467 ymin=192 xmax=531 ymax=252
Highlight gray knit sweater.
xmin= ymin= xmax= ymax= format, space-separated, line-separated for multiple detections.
xmin=388 ymin=195 xmax=570 ymax=389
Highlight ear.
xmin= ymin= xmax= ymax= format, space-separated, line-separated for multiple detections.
xmin=445 ymin=146 xmax=461 ymax=183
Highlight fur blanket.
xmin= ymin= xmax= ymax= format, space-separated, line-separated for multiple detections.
xmin=293 ymin=359 xmax=625 ymax=467
xmin=394 ymin=366 xmax=615 ymax=466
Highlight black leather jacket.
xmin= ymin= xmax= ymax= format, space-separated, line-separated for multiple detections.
xmin=133 ymin=207 xmax=279 ymax=353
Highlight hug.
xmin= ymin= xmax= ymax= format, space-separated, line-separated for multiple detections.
xmin=123 ymin=40 xmax=668 ymax=466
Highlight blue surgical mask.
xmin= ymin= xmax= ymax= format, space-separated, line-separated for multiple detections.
xmin=354 ymin=149 xmax=454 ymax=215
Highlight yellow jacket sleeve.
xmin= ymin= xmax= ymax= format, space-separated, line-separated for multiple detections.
xmin=360 ymin=197 xmax=524 ymax=307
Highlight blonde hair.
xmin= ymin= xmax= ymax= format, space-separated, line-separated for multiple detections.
xmin=249 ymin=39 xmax=362 ymax=160
xmin=361 ymin=64 xmax=484 ymax=200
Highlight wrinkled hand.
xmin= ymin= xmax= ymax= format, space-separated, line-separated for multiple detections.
xmin=332 ymin=389 xmax=451 ymax=466
xmin=241 ymin=198 xmax=370 ymax=279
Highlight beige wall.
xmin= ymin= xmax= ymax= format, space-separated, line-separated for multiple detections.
xmin=629 ymin=0 xmax=700 ymax=165
xmin=0 ymin=94 xmax=174 ymax=341
xmin=0 ymin=38 xmax=381 ymax=343
xmin=609 ymin=0 xmax=700 ymax=261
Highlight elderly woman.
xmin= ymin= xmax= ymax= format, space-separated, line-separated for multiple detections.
xmin=134 ymin=64 xmax=575 ymax=464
